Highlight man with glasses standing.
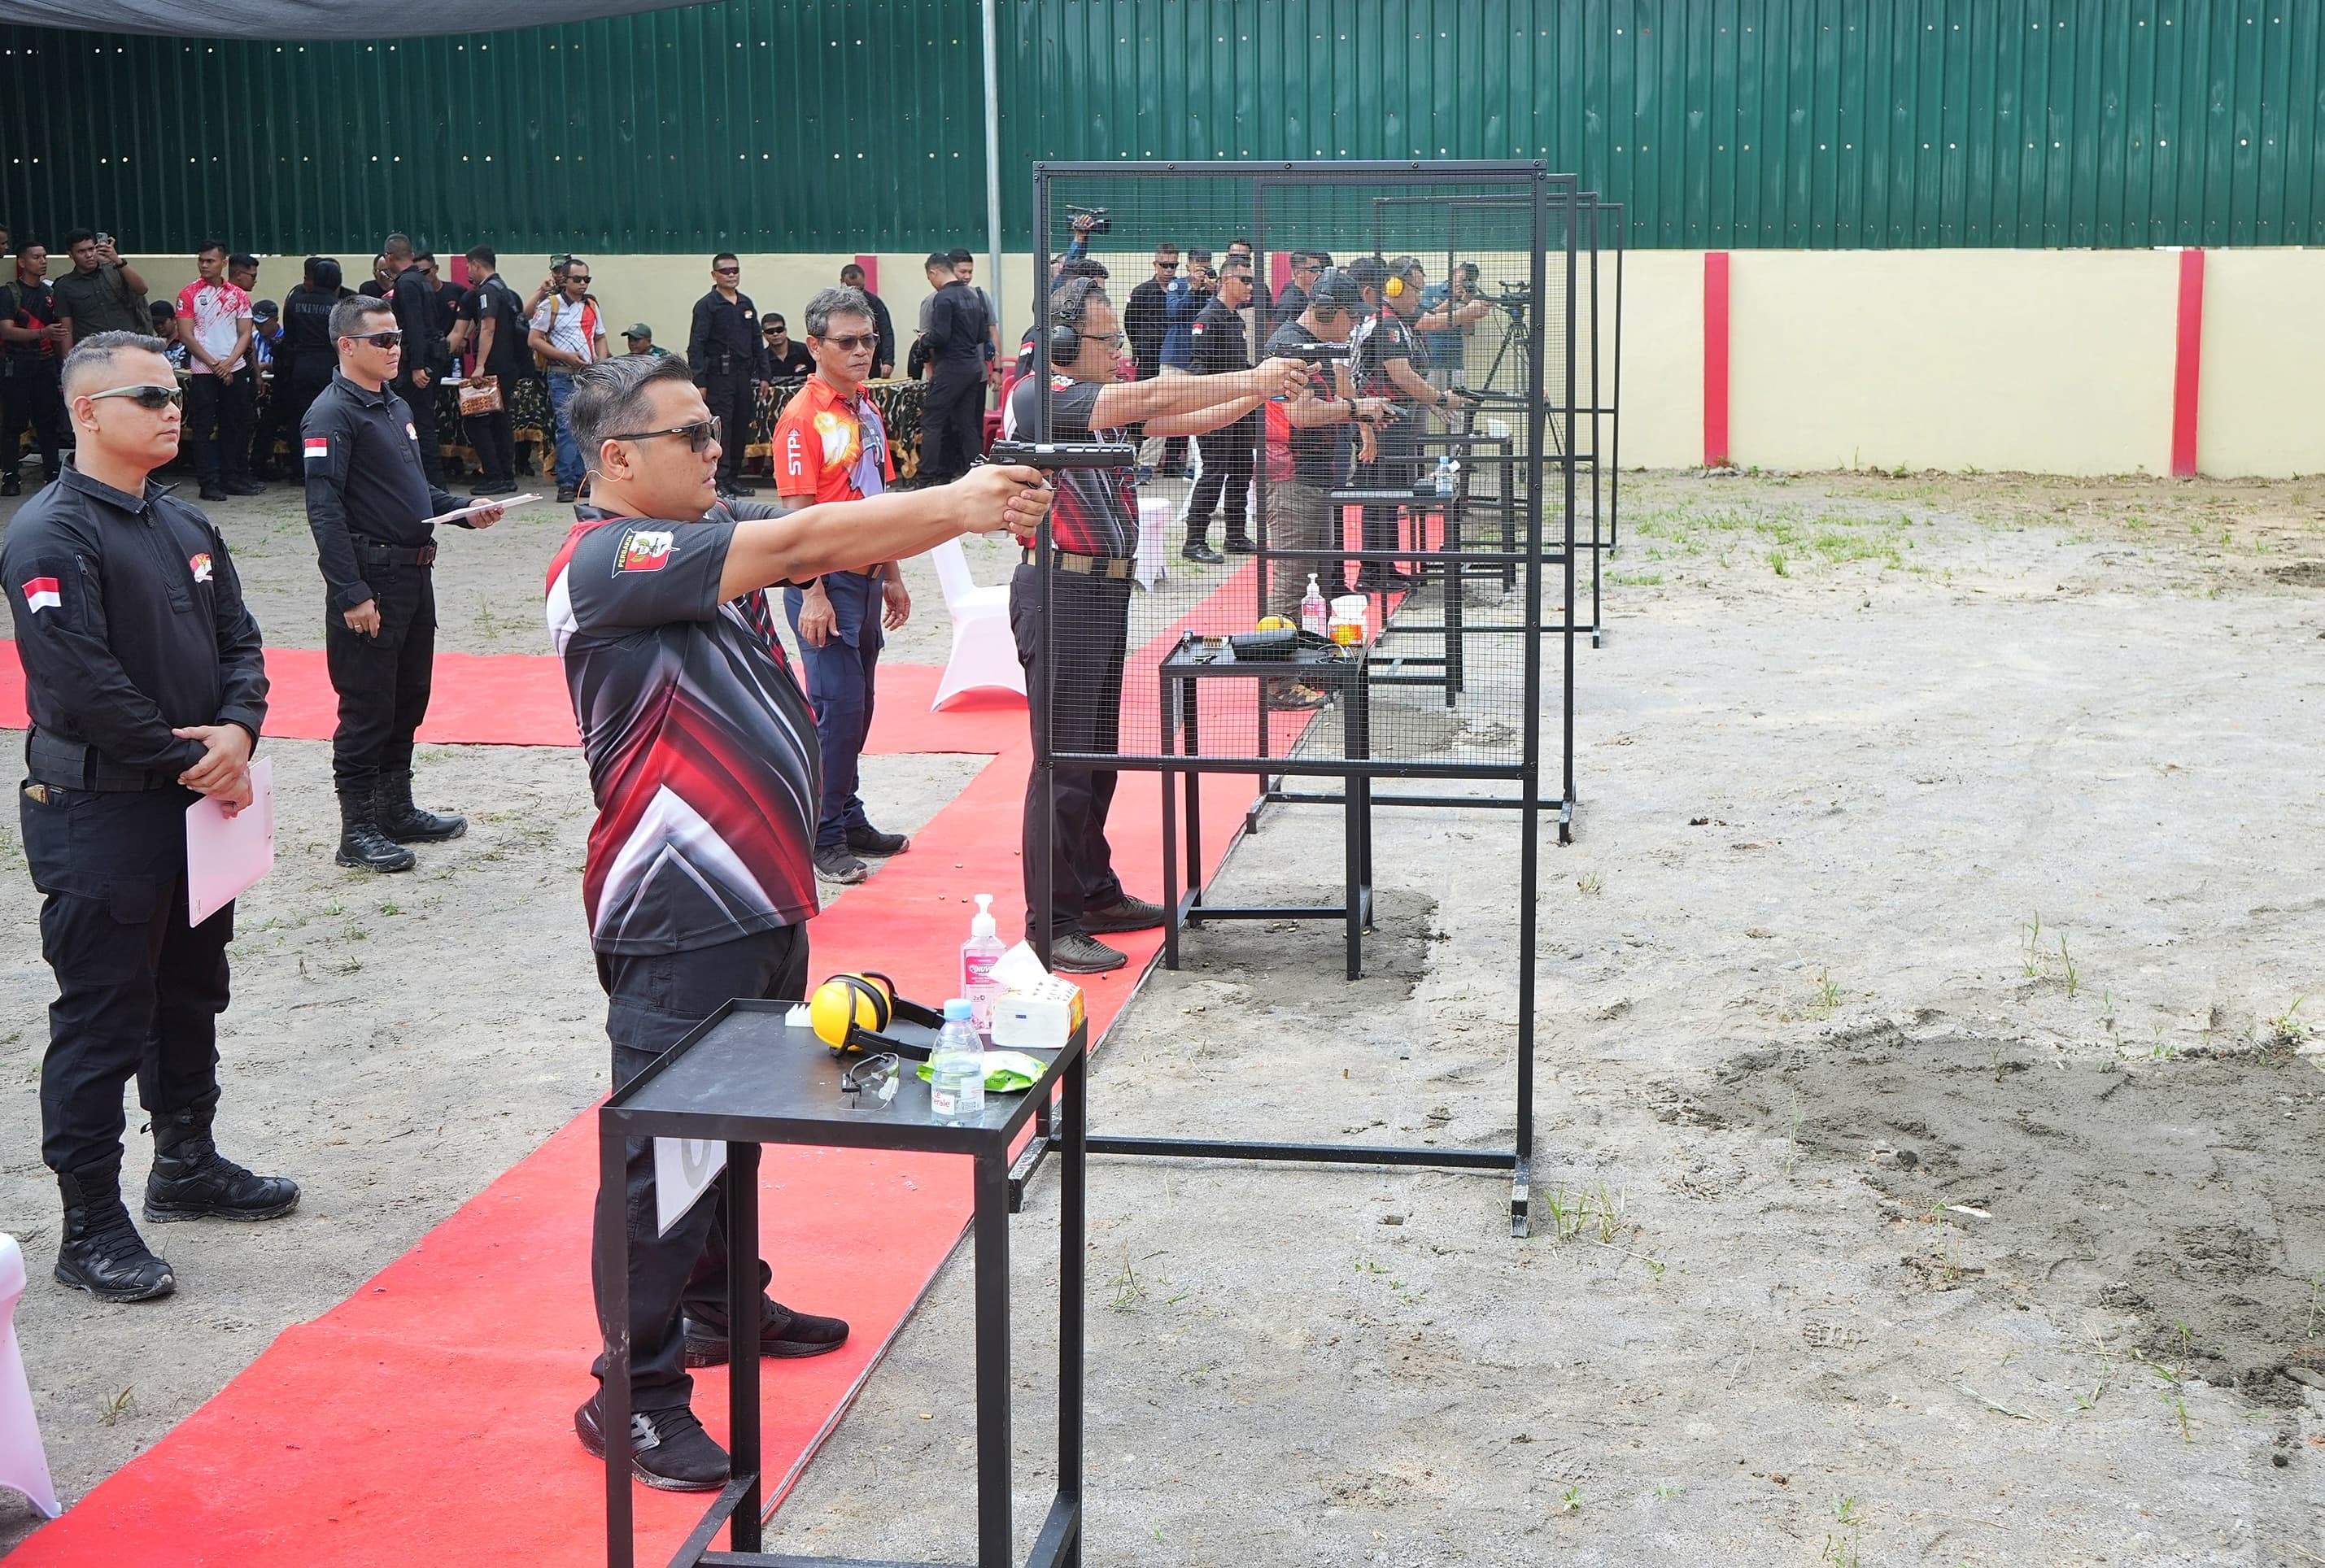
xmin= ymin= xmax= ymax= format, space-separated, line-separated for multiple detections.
xmin=303 ymin=298 xmax=504 ymax=874
xmin=6 ymin=331 xmax=293 ymax=1304
xmin=1272 ymin=250 xmax=1330 ymax=333
xmin=687 ymin=253 xmax=770 ymax=502
xmin=529 ymin=257 xmax=608 ymax=503
xmin=770 ymin=286 xmax=910 ymax=886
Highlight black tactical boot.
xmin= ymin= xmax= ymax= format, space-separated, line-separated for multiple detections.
xmin=334 ymin=783 xmax=417 ymax=873
xmin=374 ymin=769 xmax=467 ymax=844
xmin=55 ymin=1161 xmax=175 ymax=1302
xmin=144 ymin=1095 xmax=301 ymax=1222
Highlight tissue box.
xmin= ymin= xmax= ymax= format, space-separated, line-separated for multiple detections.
xmin=992 ymin=976 xmax=1085 ymax=1049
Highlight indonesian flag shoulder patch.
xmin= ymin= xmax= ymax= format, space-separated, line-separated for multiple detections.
xmin=189 ymin=552 xmax=213 ymax=584
xmin=303 ymin=436 xmax=329 ymax=463
xmin=613 ymin=529 xmax=676 ymax=574
xmin=20 ymin=577 xmax=60 ymax=614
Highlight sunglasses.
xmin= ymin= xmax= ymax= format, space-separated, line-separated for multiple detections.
xmin=713 ymin=265 xmax=739 ymax=276
xmin=814 ymin=332 xmax=877 ymax=353
xmin=609 ymin=416 xmax=721 ymax=454
xmin=346 ymin=330 xmax=403 ymax=350
xmin=88 ymin=383 xmax=183 ymax=410
xmin=565 ymin=276 xmax=591 ymax=286
xmin=763 ymin=325 xmax=787 ymax=334
xmin=1154 ymin=260 xmax=1179 ymax=270
xmin=840 ymin=1052 xmax=902 ymax=1107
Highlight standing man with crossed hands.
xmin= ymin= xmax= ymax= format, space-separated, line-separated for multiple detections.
xmin=303 ymin=295 xmax=504 ymax=875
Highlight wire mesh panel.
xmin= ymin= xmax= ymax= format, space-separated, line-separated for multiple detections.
xmin=1019 ymin=162 xmax=1575 ymax=799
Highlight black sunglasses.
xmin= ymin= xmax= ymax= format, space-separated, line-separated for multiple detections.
xmin=89 ymin=383 xmax=183 ymax=410
xmin=840 ymin=1052 xmax=902 ymax=1106
xmin=345 ymin=329 xmax=403 ymax=350
xmin=814 ymin=332 xmax=878 ymax=352
xmin=713 ymin=265 xmax=739 ymax=275
xmin=609 ymin=416 xmax=721 ymax=454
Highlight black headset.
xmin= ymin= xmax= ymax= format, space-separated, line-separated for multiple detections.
xmin=1049 ymin=275 xmax=1105 ymax=369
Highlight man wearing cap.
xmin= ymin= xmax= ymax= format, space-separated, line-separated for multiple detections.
xmin=687 ymin=254 xmax=770 ymax=501
xmin=7 ymin=329 xmax=296 ymax=1303
xmin=621 ymin=324 xmax=668 ymax=359
xmin=1348 ymin=256 xmax=1472 ymax=594
xmin=303 ymin=295 xmax=505 ymax=874
xmin=915 ymin=254 xmax=988 ymax=485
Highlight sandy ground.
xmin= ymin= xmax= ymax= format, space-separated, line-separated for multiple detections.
xmin=0 ymin=468 xmax=2323 ymax=1561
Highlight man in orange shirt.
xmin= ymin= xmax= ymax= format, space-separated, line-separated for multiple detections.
xmin=771 ymin=286 xmax=910 ymax=886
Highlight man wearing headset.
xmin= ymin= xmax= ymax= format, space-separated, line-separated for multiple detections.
xmin=1008 ymin=277 xmax=1306 ymax=973
xmin=1347 ymin=255 xmax=1472 ymax=593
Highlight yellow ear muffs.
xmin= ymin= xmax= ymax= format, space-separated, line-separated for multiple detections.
xmin=811 ymin=971 xmax=896 ymax=1052
xmin=1385 ymin=274 xmax=1407 ymax=298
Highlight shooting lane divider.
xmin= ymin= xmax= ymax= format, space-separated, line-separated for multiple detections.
xmin=2171 ymin=247 xmax=2205 ymax=480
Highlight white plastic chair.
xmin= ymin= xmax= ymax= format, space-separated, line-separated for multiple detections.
xmin=927 ymin=540 xmax=1026 ymax=710
xmin=1135 ymin=496 xmax=1172 ymax=588
xmin=0 ymin=1236 xmax=58 ymax=1519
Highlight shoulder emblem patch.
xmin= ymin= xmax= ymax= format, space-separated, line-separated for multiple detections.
xmin=189 ymin=552 xmax=213 ymax=583
xmin=614 ymin=529 xmax=676 ymax=574
xmin=20 ymin=577 xmax=59 ymax=614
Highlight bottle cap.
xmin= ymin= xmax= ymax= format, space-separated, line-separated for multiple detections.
xmin=1305 ymin=573 xmax=1321 ymax=595
xmin=971 ymin=892 xmax=997 ymax=938
xmin=944 ymin=999 xmax=974 ymax=1021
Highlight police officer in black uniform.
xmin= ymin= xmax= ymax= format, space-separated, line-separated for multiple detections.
xmin=382 ymin=233 xmax=450 ymax=488
xmin=1179 ymin=252 xmax=1261 ymax=561
xmin=687 ymin=252 xmax=771 ymax=500
xmin=0 ymin=238 xmax=68 ymax=498
xmin=5 ymin=331 xmax=297 ymax=1303
xmin=303 ymin=295 xmax=504 ymax=873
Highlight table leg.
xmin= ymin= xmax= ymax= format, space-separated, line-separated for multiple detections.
xmin=1445 ymin=497 xmax=1466 ymax=704
xmin=726 ymin=1140 xmax=763 ymax=1553
xmin=600 ymin=1123 xmax=634 ymax=1568
xmin=1058 ymin=1054 xmax=1087 ymax=1566
xmin=975 ymin=1150 xmax=1013 ymax=1568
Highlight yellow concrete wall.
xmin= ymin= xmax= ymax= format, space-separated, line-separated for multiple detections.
xmin=87 ymin=246 xmax=2321 ymax=477
xmin=2197 ymin=249 xmax=2325 ymax=480
xmin=1728 ymin=248 xmax=2180 ymax=477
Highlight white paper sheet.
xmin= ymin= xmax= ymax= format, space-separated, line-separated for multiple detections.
xmin=429 ymin=493 xmax=539 ymax=526
xmin=185 ymin=756 xmax=276 ymax=926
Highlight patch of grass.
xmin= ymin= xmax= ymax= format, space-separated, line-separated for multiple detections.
xmin=1576 ymin=872 xmax=1603 ymax=896
xmin=1769 ymin=546 xmax=1791 ymax=577
xmin=1817 ymin=1535 xmax=1861 ymax=1567
xmin=98 ymin=1387 xmax=133 ymax=1427
xmin=1558 ymin=1484 xmax=1581 ymax=1514
xmin=2266 ymin=997 xmax=2310 ymax=1050
xmin=1833 ymin=1495 xmax=1860 ymax=1526
xmin=1809 ymin=965 xmax=1843 ymax=1017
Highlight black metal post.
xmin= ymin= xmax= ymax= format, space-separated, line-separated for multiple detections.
xmin=1058 ymin=1056 xmax=1087 ymax=1568
xmin=725 ymin=1139 xmax=763 ymax=1554
xmin=974 ymin=1149 xmax=1013 ymax=1567
xmin=601 ymin=1121 xmax=634 ymax=1568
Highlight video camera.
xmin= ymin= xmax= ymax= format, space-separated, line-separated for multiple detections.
xmin=1066 ymin=205 xmax=1111 ymax=237
xmin=988 ymin=439 xmax=1137 ymax=471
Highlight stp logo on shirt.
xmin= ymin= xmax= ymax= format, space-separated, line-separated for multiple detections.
xmin=614 ymin=529 xmax=676 ymax=573
xmin=189 ymin=552 xmax=213 ymax=583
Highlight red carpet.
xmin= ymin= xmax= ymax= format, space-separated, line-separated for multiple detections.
xmin=0 ymin=643 xmax=1029 ymax=756
xmin=7 ymin=580 xmax=1282 ymax=1566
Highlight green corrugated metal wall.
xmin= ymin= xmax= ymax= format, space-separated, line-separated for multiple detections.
xmin=3 ymin=0 xmax=2318 ymax=254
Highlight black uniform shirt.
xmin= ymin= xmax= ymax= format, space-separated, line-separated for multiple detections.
xmin=456 ymin=275 xmax=534 ymax=383
xmin=1270 ymin=280 xmax=1310 ymax=334
xmin=862 ymin=290 xmax=896 ymax=372
xmin=301 ymin=372 xmax=464 ymax=612
xmin=388 ymin=266 xmax=444 ymax=381
xmin=923 ymin=281 xmax=989 ymax=367
xmin=2 ymin=462 xmax=268 ymax=777
xmin=277 ymin=282 xmax=342 ymax=384
xmin=1189 ymin=295 xmax=1250 ymax=376
xmin=687 ymin=290 xmax=769 ymax=381
xmin=0 ymin=277 xmax=61 ymax=370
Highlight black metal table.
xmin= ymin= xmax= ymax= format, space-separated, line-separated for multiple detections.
xmin=1156 ymin=636 xmax=1373 ymax=980
xmin=599 ymin=1002 xmax=1088 ymax=1568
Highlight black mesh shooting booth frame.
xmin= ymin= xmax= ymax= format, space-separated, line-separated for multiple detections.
xmin=1020 ymin=160 xmax=1577 ymax=1235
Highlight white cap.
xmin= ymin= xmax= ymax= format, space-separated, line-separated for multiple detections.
xmin=1305 ymin=573 xmax=1322 ymax=595
xmin=972 ymin=892 xmax=997 ymax=938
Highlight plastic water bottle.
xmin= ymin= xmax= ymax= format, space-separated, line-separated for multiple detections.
xmin=1433 ymin=455 xmax=1458 ymax=498
xmin=927 ymin=1000 xmax=987 ymax=1122
xmin=1299 ymin=573 xmax=1328 ymax=636
xmin=961 ymin=894 xmax=1006 ymax=1034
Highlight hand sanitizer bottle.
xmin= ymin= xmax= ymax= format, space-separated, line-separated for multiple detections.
xmin=1299 ymin=574 xmax=1328 ymax=636
xmin=961 ymin=894 xmax=1006 ymax=1033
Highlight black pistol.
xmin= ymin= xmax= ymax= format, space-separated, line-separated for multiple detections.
xmin=988 ymin=439 xmax=1137 ymax=470
xmin=1272 ymin=341 xmax=1350 ymax=364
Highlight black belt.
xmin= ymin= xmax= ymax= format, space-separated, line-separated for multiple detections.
xmin=357 ymin=539 xmax=436 ymax=567
xmin=25 ymin=730 xmax=181 ymax=793
xmin=1024 ymin=549 xmax=1135 ymax=580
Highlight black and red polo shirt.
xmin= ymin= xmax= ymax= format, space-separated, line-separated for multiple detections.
xmin=545 ymin=503 xmax=820 ymax=956
xmin=1003 ymin=373 xmax=1136 ymax=560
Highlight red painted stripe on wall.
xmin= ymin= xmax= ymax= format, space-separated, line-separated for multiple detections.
xmin=1703 ymin=251 xmax=1730 ymax=468
xmin=853 ymin=254 xmax=879 ymax=294
xmin=2171 ymin=249 xmax=2205 ymax=478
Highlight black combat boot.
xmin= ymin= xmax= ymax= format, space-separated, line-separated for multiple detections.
xmin=374 ymin=769 xmax=467 ymax=844
xmin=335 ymin=782 xmax=417 ymax=873
xmin=144 ymin=1095 xmax=301 ymax=1223
xmin=55 ymin=1160 xmax=175 ymax=1302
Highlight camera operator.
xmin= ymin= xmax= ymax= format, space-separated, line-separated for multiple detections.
xmin=1009 ymin=277 xmax=1305 ymax=973
xmin=1347 ymin=255 xmax=1470 ymax=593
xmin=1413 ymin=260 xmax=1492 ymax=394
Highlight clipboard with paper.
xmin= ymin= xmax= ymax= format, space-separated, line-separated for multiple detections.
xmin=185 ymin=756 xmax=277 ymax=926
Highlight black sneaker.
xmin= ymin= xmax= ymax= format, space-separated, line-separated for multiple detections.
xmin=223 ymin=477 xmax=268 ymax=497
xmin=1049 ymin=930 xmax=1128 ymax=973
xmin=725 ymin=482 xmax=758 ymax=499
xmin=1083 ymin=895 xmax=1165 ymax=934
xmin=1263 ymin=682 xmax=1329 ymax=712
xmin=198 ymin=481 xmax=229 ymax=502
xmin=1180 ymin=540 xmax=1224 ymax=564
xmin=1353 ymin=568 xmax=1415 ymax=593
xmin=556 ymin=484 xmax=579 ymax=504
xmin=844 ymin=825 xmax=909 ymax=857
xmin=682 ymin=1299 xmax=850 ymax=1368
xmin=0 ymin=474 xmax=19 ymax=499
xmin=814 ymin=846 xmax=870 ymax=885
xmin=574 ymin=1396 xmax=729 ymax=1492
xmin=1222 ymin=532 xmax=1256 ymax=554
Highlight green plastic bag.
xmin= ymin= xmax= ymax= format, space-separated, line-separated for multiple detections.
xmin=917 ymin=1049 xmax=1045 ymax=1094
